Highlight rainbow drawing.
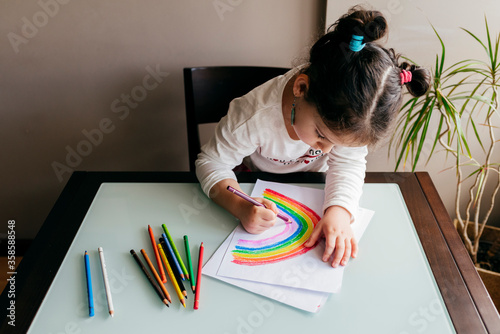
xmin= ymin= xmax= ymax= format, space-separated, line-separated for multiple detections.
xmin=232 ymin=188 xmax=320 ymax=266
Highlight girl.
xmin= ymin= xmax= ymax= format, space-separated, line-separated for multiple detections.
xmin=196 ymin=6 xmax=431 ymax=268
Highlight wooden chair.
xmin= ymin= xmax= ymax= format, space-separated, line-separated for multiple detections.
xmin=183 ymin=66 xmax=289 ymax=171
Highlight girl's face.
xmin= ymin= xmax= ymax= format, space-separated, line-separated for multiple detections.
xmin=287 ymin=73 xmax=359 ymax=152
xmin=291 ymin=99 xmax=339 ymax=153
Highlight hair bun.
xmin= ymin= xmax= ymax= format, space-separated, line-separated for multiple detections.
xmin=399 ymin=62 xmax=432 ymax=97
xmin=331 ymin=6 xmax=388 ymax=43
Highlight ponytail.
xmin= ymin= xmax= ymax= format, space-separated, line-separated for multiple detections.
xmin=303 ymin=6 xmax=431 ymax=146
xmin=399 ymin=62 xmax=431 ymax=97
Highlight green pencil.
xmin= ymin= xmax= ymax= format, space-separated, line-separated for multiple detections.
xmin=162 ymin=224 xmax=189 ymax=280
xmin=184 ymin=235 xmax=196 ymax=292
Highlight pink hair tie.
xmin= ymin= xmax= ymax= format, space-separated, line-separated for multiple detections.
xmin=400 ymin=69 xmax=412 ymax=85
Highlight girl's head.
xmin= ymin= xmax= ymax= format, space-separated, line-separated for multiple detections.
xmin=301 ymin=6 xmax=431 ymax=147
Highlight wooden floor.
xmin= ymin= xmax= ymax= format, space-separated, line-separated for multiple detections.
xmin=0 ymin=257 xmax=22 ymax=294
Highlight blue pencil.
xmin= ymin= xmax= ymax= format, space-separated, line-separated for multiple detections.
xmin=84 ymin=251 xmax=95 ymax=317
xmin=161 ymin=233 xmax=184 ymax=280
xmin=160 ymin=239 xmax=188 ymax=299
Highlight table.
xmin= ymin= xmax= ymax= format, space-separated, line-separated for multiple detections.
xmin=1 ymin=171 xmax=499 ymax=333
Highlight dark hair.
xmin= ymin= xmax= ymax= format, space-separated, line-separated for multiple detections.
xmin=304 ymin=6 xmax=431 ymax=146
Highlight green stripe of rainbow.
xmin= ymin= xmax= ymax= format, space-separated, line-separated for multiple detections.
xmin=232 ymin=188 xmax=320 ymax=266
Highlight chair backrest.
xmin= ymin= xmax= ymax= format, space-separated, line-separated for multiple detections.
xmin=183 ymin=66 xmax=289 ymax=171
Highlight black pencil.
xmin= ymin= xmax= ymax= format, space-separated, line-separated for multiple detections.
xmin=160 ymin=238 xmax=188 ymax=299
xmin=130 ymin=249 xmax=169 ymax=307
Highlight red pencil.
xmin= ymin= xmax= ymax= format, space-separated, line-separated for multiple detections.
xmin=148 ymin=225 xmax=167 ymax=283
xmin=194 ymin=242 xmax=204 ymax=310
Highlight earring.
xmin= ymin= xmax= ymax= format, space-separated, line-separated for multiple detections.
xmin=291 ymin=96 xmax=297 ymax=125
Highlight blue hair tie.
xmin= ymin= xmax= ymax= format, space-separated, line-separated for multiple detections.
xmin=349 ymin=35 xmax=365 ymax=52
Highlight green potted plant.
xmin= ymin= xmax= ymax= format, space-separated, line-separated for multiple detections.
xmin=391 ymin=18 xmax=499 ymax=306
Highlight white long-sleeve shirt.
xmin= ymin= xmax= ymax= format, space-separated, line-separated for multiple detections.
xmin=195 ymin=67 xmax=367 ymax=219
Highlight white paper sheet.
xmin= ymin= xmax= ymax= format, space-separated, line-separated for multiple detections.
xmin=203 ymin=231 xmax=330 ymax=313
xmin=216 ymin=180 xmax=373 ymax=293
xmin=203 ymin=180 xmax=374 ymax=312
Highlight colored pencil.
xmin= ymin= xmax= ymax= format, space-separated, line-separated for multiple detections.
xmin=194 ymin=242 xmax=204 ymax=310
xmin=184 ymin=235 xmax=196 ymax=292
xmin=161 ymin=233 xmax=184 ymax=280
xmin=158 ymin=243 xmax=186 ymax=308
xmin=98 ymin=247 xmax=114 ymax=317
xmin=148 ymin=225 xmax=167 ymax=283
xmin=84 ymin=251 xmax=95 ymax=317
xmin=130 ymin=249 xmax=169 ymax=307
xmin=160 ymin=238 xmax=188 ymax=299
xmin=162 ymin=225 xmax=189 ymax=279
xmin=141 ymin=249 xmax=172 ymax=304
xmin=226 ymin=186 xmax=292 ymax=223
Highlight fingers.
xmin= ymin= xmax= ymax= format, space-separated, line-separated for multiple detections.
xmin=320 ymin=233 xmax=358 ymax=267
xmin=257 ymin=198 xmax=280 ymax=217
xmin=351 ymin=237 xmax=359 ymax=259
xmin=325 ymin=236 xmax=344 ymax=267
xmin=328 ymin=237 xmax=357 ymax=267
xmin=241 ymin=199 xmax=277 ymax=234
xmin=340 ymin=239 xmax=352 ymax=266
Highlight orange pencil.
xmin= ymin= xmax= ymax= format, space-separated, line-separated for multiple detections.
xmin=148 ymin=225 xmax=167 ymax=283
xmin=194 ymin=242 xmax=204 ymax=310
xmin=130 ymin=249 xmax=169 ymax=307
xmin=158 ymin=243 xmax=186 ymax=308
xmin=141 ymin=249 xmax=172 ymax=304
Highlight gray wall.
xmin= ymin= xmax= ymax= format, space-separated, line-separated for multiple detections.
xmin=1 ymin=0 xmax=326 ymax=240
xmin=2 ymin=0 xmax=499 ymax=242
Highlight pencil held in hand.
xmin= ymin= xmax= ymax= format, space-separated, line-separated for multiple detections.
xmin=226 ymin=186 xmax=292 ymax=224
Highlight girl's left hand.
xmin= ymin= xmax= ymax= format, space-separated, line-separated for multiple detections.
xmin=304 ymin=205 xmax=358 ymax=267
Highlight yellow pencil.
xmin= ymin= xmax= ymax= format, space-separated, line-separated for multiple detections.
xmin=140 ymin=249 xmax=172 ymax=304
xmin=158 ymin=243 xmax=186 ymax=308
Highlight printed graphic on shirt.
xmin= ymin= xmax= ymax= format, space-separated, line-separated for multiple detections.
xmin=265 ymin=148 xmax=325 ymax=166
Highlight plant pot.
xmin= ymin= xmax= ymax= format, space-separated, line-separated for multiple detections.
xmin=477 ymin=225 xmax=500 ymax=273
xmin=453 ymin=221 xmax=500 ymax=311
xmin=477 ymin=267 xmax=500 ymax=312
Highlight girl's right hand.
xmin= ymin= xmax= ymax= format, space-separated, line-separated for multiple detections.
xmin=238 ymin=197 xmax=279 ymax=234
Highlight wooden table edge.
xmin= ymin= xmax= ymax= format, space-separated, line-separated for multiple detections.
xmin=415 ymin=171 xmax=500 ymax=332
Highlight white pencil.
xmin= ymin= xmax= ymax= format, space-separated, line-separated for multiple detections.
xmin=98 ymin=247 xmax=114 ymax=317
